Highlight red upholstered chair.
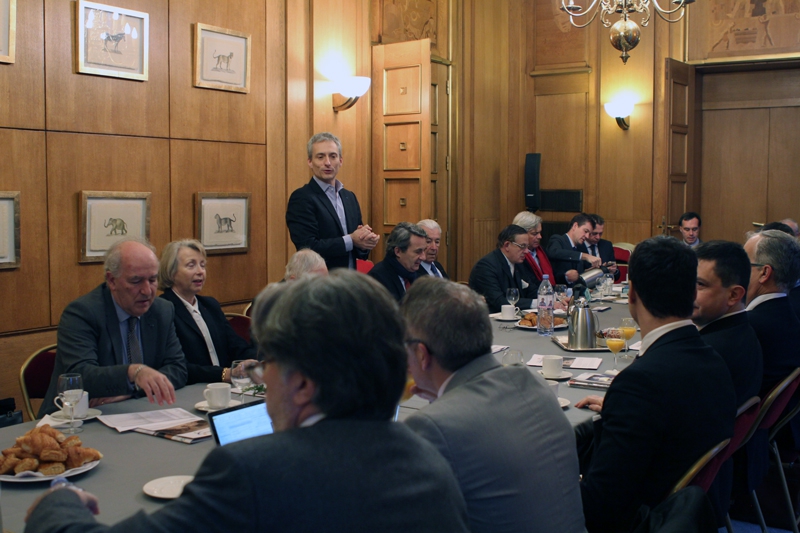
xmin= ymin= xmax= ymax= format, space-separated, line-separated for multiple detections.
xmin=356 ymin=259 xmax=374 ymax=274
xmin=225 ymin=313 xmax=251 ymax=344
xmin=671 ymin=438 xmax=730 ymax=495
xmin=612 ymin=244 xmax=633 ymax=281
xmin=243 ymin=302 xmax=252 ymax=318
xmin=19 ymin=344 xmax=57 ymax=420
xmin=613 ymin=245 xmax=632 ymax=263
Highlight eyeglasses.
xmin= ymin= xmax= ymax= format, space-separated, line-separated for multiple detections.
xmin=750 ymin=262 xmax=766 ymax=268
xmin=508 ymin=241 xmax=527 ymax=250
xmin=404 ymin=338 xmax=433 ymax=355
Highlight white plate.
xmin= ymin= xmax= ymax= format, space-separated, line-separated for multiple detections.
xmin=538 ymin=370 xmax=573 ymax=380
xmin=0 ymin=460 xmax=100 ymax=483
xmin=194 ymin=399 xmax=242 ymax=412
xmin=51 ymin=408 xmax=102 ymax=421
xmin=559 ymin=397 xmax=571 ymax=409
xmin=489 ymin=312 xmax=521 ymax=322
xmin=143 ymin=475 xmax=194 ymax=499
xmin=515 ymin=321 xmax=568 ymax=330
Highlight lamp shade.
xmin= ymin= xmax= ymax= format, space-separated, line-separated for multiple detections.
xmin=604 ymin=99 xmax=634 ymax=118
xmin=336 ymin=76 xmax=371 ymax=98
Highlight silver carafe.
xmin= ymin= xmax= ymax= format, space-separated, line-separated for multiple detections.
xmin=568 ymin=297 xmax=600 ymax=349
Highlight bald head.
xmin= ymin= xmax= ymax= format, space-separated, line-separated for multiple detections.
xmin=105 ymin=240 xmax=159 ymax=317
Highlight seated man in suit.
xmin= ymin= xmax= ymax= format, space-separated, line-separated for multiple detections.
xmin=757 ymin=222 xmax=800 ymax=321
xmin=679 ymin=211 xmax=702 ymax=248
xmin=38 ymin=238 xmax=187 ymax=417
xmin=417 ymin=219 xmax=448 ymax=279
xmin=284 ymin=249 xmax=329 ymax=281
xmin=402 ymin=277 xmax=587 ymax=533
xmin=158 ymin=239 xmax=258 ymax=385
xmin=575 ymin=236 xmax=736 ymax=532
xmin=546 ymin=213 xmax=602 ymax=285
xmin=781 ymin=218 xmax=799 ymax=237
xmin=285 ymin=132 xmax=379 ymax=270
xmin=512 ymin=211 xmax=555 ymax=294
xmin=368 ymin=222 xmax=428 ymax=301
xmin=584 ymin=214 xmax=620 ymax=281
xmin=26 ymin=271 xmax=470 ymax=533
xmin=468 ymin=225 xmax=537 ymax=313
xmin=744 ymin=229 xmax=800 ymax=396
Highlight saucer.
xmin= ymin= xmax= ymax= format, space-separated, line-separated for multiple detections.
xmin=143 ymin=475 xmax=194 ymax=499
xmin=194 ymin=399 xmax=242 ymax=412
xmin=538 ymin=370 xmax=573 ymax=380
xmin=558 ymin=397 xmax=570 ymax=409
xmin=51 ymin=408 xmax=102 ymax=421
xmin=489 ymin=312 xmax=520 ymax=322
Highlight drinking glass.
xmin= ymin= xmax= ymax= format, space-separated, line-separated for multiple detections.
xmin=554 ymin=285 xmax=569 ymax=308
xmin=57 ymin=373 xmax=84 ymax=434
xmin=501 ymin=349 xmax=524 ymax=366
xmin=605 ymin=328 xmax=626 ymax=370
xmin=230 ymin=360 xmax=252 ymax=403
xmin=620 ymin=318 xmax=636 ymax=352
xmin=603 ymin=273 xmax=615 ymax=297
xmin=506 ymin=288 xmax=520 ymax=310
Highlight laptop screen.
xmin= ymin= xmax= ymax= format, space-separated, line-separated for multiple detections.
xmin=207 ymin=400 xmax=274 ymax=446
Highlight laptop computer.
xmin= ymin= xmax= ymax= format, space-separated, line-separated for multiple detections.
xmin=207 ymin=400 xmax=274 ymax=446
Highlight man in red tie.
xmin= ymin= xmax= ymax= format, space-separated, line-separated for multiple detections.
xmin=512 ymin=211 xmax=556 ymax=293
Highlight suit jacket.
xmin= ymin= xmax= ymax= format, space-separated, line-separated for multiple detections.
xmin=286 ymin=178 xmax=369 ymax=270
xmin=26 ymin=419 xmax=471 ymax=533
xmin=519 ymin=248 xmax=554 ymax=295
xmin=418 ymin=260 xmax=449 ymax=279
xmin=790 ymin=285 xmax=800 ymax=320
xmin=405 ymin=354 xmax=587 ymax=533
xmin=546 ymin=234 xmax=588 ymax=285
xmin=468 ymin=249 xmax=537 ymax=313
xmin=583 ymin=239 xmax=621 ymax=281
xmin=748 ymin=296 xmax=800 ymax=397
xmin=160 ymin=289 xmax=257 ymax=385
xmin=368 ymin=260 xmax=412 ymax=301
xmin=39 ymin=284 xmax=187 ymax=417
xmin=580 ymin=325 xmax=736 ymax=532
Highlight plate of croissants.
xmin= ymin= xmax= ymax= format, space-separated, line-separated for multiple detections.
xmin=516 ymin=312 xmax=568 ymax=330
xmin=0 ymin=424 xmax=103 ymax=482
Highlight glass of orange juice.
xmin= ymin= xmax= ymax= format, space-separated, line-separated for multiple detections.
xmin=606 ymin=328 xmax=626 ymax=370
xmin=401 ymin=375 xmax=416 ymax=402
xmin=620 ymin=318 xmax=636 ymax=352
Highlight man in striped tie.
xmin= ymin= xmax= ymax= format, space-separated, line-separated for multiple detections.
xmin=417 ymin=219 xmax=448 ymax=279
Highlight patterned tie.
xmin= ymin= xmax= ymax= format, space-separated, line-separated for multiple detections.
xmin=403 ymin=278 xmax=411 ymax=291
xmin=430 ymin=262 xmax=441 ymax=278
xmin=127 ymin=317 xmax=143 ymax=365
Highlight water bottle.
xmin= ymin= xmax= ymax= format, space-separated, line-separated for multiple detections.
xmin=538 ymin=274 xmax=555 ymax=337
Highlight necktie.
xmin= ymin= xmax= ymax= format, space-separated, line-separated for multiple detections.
xmin=403 ymin=278 xmax=411 ymax=291
xmin=593 ymin=245 xmax=599 ymax=257
xmin=430 ymin=262 xmax=441 ymax=278
xmin=127 ymin=317 xmax=143 ymax=365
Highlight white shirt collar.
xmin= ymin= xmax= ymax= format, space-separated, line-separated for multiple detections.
xmin=696 ymin=308 xmax=747 ymax=331
xmin=174 ymin=290 xmax=199 ymax=312
xmin=503 ymin=254 xmax=515 ymax=276
xmin=745 ymin=292 xmax=787 ymax=311
xmin=420 ymin=261 xmax=434 ymax=275
xmin=638 ymin=319 xmax=695 ymax=357
xmin=566 ymin=234 xmax=576 ymax=248
xmin=436 ymin=373 xmax=456 ymax=398
xmin=300 ymin=413 xmax=327 ymax=428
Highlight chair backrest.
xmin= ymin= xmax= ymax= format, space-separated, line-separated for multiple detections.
xmin=617 ymin=264 xmax=628 ymax=280
xmin=740 ymin=367 xmax=800 ymax=448
xmin=19 ymin=344 xmax=57 ymax=420
xmin=243 ymin=302 xmax=252 ymax=318
xmin=356 ymin=259 xmax=374 ymax=274
xmin=613 ymin=245 xmax=632 ymax=263
xmin=225 ymin=313 xmax=251 ymax=344
xmin=769 ymin=374 xmax=800 ymax=442
xmin=671 ymin=438 xmax=730 ymax=494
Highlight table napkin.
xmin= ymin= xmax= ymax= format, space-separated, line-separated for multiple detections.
xmin=37 ymin=414 xmax=83 ymax=429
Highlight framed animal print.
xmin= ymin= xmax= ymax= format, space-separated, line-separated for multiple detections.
xmin=193 ymin=23 xmax=251 ymax=93
xmin=75 ymin=0 xmax=149 ymax=81
xmin=0 ymin=0 xmax=16 ymax=64
xmin=196 ymin=193 xmax=251 ymax=255
xmin=80 ymin=191 xmax=151 ymax=264
xmin=0 ymin=192 xmax=20 ymax=269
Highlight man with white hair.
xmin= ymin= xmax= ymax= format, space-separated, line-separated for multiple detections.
xmin=416 ymin=219 xmax=448 ymax=279
xmin=284 ymin=249 xmax=328 ymax=281
xmin=781 ymin=218 xmax=799 ymax=238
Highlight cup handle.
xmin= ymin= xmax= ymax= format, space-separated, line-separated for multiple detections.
xmin=203 ymin=389 xmax=211 ymax=402
xmin=54 ymin=396 xmax=64 ymax=410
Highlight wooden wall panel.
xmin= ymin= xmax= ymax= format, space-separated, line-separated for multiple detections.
xmin=533 ymin=0 xmax=588 ymax=69
xmin=169 ymin=140 xmax=267 ymax=302
xmin=0 ymin=0 xmax=44 ymax=129
xmin=0 ymin=329 xmax=57 ymax=422
xmin=701 ymin=109 xmax=769 ymax=242
xmin=44 ymin=0 xmax=169 ymax=137
xmin=535 ymin=92 xmax=586 ymax=190
xmin=169 ymin=0 xmax=266 ymax=144
xmin=46 ymin=133 xmax=171 ymax=324
xmin=767 ymin=107 xmax=800 ymax=222
xmin=0 ymin=130 xmax=49 ymax=332
xmin=703 ymin=69 xmax=800 ymax=110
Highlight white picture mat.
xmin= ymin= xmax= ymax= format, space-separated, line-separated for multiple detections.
xmin=0 ymin=0 xmax=10 ymax=57
xmin=199 ymin=30 xmax=248 ymax=88
xmin=200 ymin=198 xmax=247 ymax=249
xmin=86 ymin=198 xmax=146 ymax=256
xmin=0 ymin=198 xmax=13 ymax=261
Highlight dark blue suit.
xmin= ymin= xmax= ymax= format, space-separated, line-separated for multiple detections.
xmin=468 ymin=249 xmax=537 ymax=313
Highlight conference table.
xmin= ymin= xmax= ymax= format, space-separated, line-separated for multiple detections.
xmin=0 ymin=297 xmax=637 ymax=532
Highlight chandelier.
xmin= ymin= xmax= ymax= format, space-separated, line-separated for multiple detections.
xmin=560 ymin=0 xmax=693 ymax=64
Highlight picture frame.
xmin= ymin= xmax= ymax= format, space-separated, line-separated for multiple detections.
xmin=75 ymin=0 xmax=149 ymax=81
xmin=196 ymin=193 xmax=251 ymax=255
xmin=0 ymin=192 xmax=20 ymax=269
xmin=193 ymin=23 xmax=251 ymax=93
xmin=0 ymin=0 xmax=16 ymax=64
xmin=80 ymin=191 xmax=151 ymax=264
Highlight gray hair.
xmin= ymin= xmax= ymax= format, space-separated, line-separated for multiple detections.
xmin=417 ymin=219 xmax=441 ymax=233
xmin=307 ymin=132 xmax=342 ymax=159
xmin=285 ymin=249 xmax=327 ymax=280
xmin=158 ymin=239 xmax=206 ymax=290
xmin=104 ymin=237 xmax=157 ymax=278
xmin=749 ymin=230 xmax=800 ymax=292
xmin=385 ymin=222 xmax=427 ymax=256
xmin=781 ymin=218 xmax=800 ymax=237
xmin=512 ymin=211 xmax=543 ymax=232
xmin=401 ymin=277 xmax=492 ymax=372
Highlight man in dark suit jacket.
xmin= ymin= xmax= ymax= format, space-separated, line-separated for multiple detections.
xmin=286 ymin=132 xmax=379 ymax=271
xmin=39 ymin=239 xmax=187 ymax=417
xmin=417 ymin=219 xmax=448 ymax=279
xmin=26 ymin=271 xmax=470 ymax=533
xmin=576 ymin=236 xmax=736 ymax=532
xmin=368 ymin=222 xmax=428 ymax=301
xmin=546 ymin=213 xmax=603 ymax=285
xmin=584 ymin=214 xmax=620 ymax=281
xmin=469 ymin=225 xmax=538 ymax=313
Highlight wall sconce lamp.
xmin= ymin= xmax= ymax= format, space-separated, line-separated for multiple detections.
xmin=332 ymin=76 xmax=371 ymax=112
xmin=604 ymin=97 xmax=635 ymax=130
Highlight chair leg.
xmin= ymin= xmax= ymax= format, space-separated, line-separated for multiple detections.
xmin=770 ymin=440 xmax=800 ymax=533
xmin=725 ymin=513 xmax=734 ymax=533
xmin=750 ymin=490 xmax=768 ymax=533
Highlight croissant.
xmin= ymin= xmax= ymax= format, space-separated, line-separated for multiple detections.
xmin=38 ymin=462 xmax=66 ymax=476
xmin=35 ymin=425 xmax=67 ymax=443
xmin=2 ymin=447 xmax=21 ymax=456
xmin=60 ymin=436 xmax=82 ymax=449
xmin=14 ymin=457 xmax=39 ymax=474
xmin=19 ymin=434 xmax=60 ymax=456
xmin=0 ymin=455 xmax=19 ymax=475
xmin=65 ymin=447 xmax=103 ymax=470
xmin=40 ymin=448 xmax=68 ymax=462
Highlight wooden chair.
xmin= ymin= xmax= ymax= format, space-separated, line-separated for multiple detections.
xmin=19 ymin=344 xmax=57 ymax=420
xmin=356 ymin=259 xmax=374 ymax=274
xmin=225 ymin=313 xmax=251 ymax=344
xmin=243 ymin=302 xmax=252 ymax=317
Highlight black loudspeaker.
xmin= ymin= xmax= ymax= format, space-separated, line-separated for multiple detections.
xmin=524 ymin=153 xmax=541 ymax=211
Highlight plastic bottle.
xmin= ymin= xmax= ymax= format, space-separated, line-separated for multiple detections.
xmin=538 ymin=274 xmax=555 ymax=337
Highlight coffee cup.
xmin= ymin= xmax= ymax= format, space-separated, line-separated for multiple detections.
xmin=542 ymin=355 xmax=564 ymax=378
xmin=204 ymin=383 xmax=232 ymax=409
xmin=54 ymin=391 xmax=89 ymax=419
xmin=546 ymin=379 xmax=559 ymax=398
xmin=501 ymin=305 xmax=519 ymax=320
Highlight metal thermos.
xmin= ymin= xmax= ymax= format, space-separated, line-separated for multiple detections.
xmin=568 ymin=297 xmax=600 ymax=349
xmin=580 ymin=268 xmax=605 ymax=289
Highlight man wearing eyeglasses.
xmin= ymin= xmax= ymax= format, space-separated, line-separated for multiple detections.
xmin=468 ymin=225 xmax=537 ymax=313
xmin=546 ymin=213 xmax=602 ymax=285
